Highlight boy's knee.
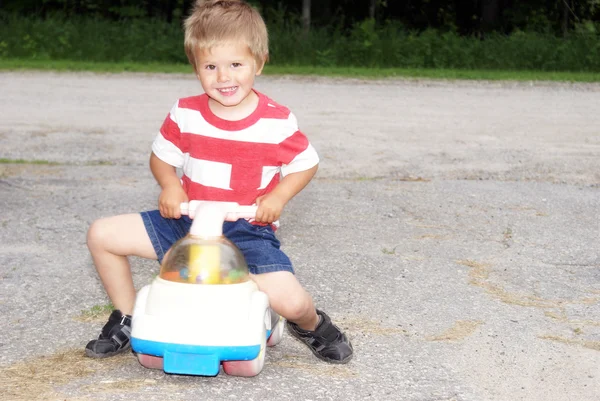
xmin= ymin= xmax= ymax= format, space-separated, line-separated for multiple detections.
xmin=274 ymin=293 xmax=313 ymax=322
xmin=87 ymin=219 xmax=110 ymax=251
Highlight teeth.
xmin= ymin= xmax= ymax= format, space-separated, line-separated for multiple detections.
xmin=219 ymin=87 xmax=237 ymax=92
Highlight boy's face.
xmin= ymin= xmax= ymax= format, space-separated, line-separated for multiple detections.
xmin=195 ymin=42 xmax=264 ymax=110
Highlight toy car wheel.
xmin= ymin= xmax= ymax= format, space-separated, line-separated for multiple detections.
xmin=222 ymin=317 xmax=267 ymax=377
xmin=267 ymin=314 xmax=285 ymax=347
xmin=137 ymin=353 xmax=164 ymax=370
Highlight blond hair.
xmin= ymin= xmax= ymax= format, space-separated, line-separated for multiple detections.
xmin=184 ymin=0 xmax=269 ymax=72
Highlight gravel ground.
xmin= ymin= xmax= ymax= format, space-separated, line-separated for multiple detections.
xmin=0 ymin=71 xmax=599 ymax=401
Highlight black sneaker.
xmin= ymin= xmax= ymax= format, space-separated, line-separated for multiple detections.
xmin=85 ymin=310 xmax=132 ymax=358
xmin=287 ymin=309 xmax=353 ymax=364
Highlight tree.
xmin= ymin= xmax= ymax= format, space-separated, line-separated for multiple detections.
xmin=302 ymin=0 xmax=311 ymax=34
xmin=562 ymin=0 xmax=572 ymax=36
xmin=480 ymin=0 xmax=503 ymax=32
xmin=369 ymin=0 xmax=376 ymax=19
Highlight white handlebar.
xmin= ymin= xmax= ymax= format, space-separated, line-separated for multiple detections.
xmin=180 ymin=201 xmax=257 ymax=221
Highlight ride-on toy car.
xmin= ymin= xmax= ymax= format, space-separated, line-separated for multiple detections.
xmin=130 ymin=201 xmax=285 ymax=377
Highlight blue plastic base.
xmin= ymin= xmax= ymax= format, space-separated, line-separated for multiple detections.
xmin=132 ymin=338 xmax=261 ymax=376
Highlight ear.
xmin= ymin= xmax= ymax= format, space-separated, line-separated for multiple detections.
xmin=255 ymin=56 xmax=267 ymax=76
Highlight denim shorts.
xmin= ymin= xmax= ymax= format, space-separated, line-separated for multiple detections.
xmin=140 ymin=210 xmax=294 ymax=275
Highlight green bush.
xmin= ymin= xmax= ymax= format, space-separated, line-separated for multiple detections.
xmin=1 ymin=13 xmax=599 ymax=72
xmin=0 ymin=13 xmax=187 ymax=63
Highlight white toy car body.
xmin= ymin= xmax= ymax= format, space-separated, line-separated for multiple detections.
xmin=130 ymin=201 xmax=284 ymax=376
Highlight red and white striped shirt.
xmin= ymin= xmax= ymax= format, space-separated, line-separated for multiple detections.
xmin=152 ymin=91 xmax=319 ymax=207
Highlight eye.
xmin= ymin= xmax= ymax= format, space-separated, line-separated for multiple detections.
xmin=232 ymin=62 xmax=242 ymax=68
xmin=205 ymin=64 xmax=216 ymax=70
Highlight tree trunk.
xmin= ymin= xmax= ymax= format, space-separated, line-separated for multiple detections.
xmin=481 ymin=0 xmax=501 ymax=32
xmin=302 ymin=0 xmax=311 ymax=34
xmin=561 ymin=0 xmax=569 ymax=37
xmin=146 ymin=1 xmax=154 ymax=19
xmin=164 ymin=0 xmax=176 ymax=23
xmin=369 ymin=0 xmax=376 ymax=19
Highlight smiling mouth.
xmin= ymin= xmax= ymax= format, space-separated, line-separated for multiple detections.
xmin=218 ymin=86 xmax=238 ymax=93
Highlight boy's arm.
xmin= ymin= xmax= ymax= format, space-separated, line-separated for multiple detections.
xmin=150 ymin=152 xmax=189 ymax=218
xmin=255 ymin=164 xmax=318 ymax=223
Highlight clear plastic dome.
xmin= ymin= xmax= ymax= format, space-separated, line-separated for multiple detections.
xmin=159 ymin=236 xmax=249 ymax=284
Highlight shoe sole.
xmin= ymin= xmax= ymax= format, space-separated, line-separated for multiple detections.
xmin=286 ymin=325 xmax=353 ymax=364
xmin=85 ymin=345 xmax=131 ymax=359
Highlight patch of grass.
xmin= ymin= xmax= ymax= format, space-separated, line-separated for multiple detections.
xmin=502 ymin=226 xmax=513 ymax=248
xmin=354 ymin=176 xmax=384 ymax=181
xmin=0 ymin=349 xmax=131 ymax=401
xmin=1 ymin=59 xmax=600 ymax=82
xmin=79 ymin=303 xmax=114 ymax=322
xmin=382 ymin=247 xmax=397 ymax=255
xmin=0 ymin=58 xmax=193 ymax=74
xmin=0 ymin=158 xmax=117 ymax=167
xmin=426 ymin=320 xmax=484 ymax=342
xmin=0 ymin=158 xmax=61 ymax=165
xmin=267 ymin=65 xmax=600 ymax=82
xmin=85 ymin=160 xmax=115 ymax=166
xmin=540 ymin=335 xmax=600 ymax=352
xmin=394 ymin=176 xmax=430 ymax=182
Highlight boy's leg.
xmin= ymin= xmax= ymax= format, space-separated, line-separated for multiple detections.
xmin=250 ymin=271 xmax=353 ymax=364
xmin=85 ymin=213 xmax=157 ymax=358
xmin=87 ymin=214 xmax=157 ymax=315
xmin=250 ymin=271 xmax=318 ymax=330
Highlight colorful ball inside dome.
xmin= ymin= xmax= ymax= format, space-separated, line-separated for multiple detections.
xmin=159 ymin=236 xmax=250 ymax=284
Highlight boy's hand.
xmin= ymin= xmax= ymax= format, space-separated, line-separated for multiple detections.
xmin=255 ymin=193 xmax=286 ymax=224
xmin=159 ymin=185 xmax=189 ymax=219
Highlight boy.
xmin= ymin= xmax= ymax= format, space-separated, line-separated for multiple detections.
xmin=85 ymin=0 xmax=353 ymax=364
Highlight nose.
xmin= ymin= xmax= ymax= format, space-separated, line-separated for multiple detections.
xmin=217 ymin=67 xmax=230 ymax=83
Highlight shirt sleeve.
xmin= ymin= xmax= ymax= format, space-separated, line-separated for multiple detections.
xmin=151 ymin=101 xmax=185 ymax=168
xmin=278 ymin=113 xmax=319 ymax=177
